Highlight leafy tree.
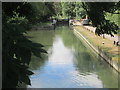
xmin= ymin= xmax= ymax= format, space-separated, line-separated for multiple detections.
xmin=54 ymin=2 xmax=86 ymax=19
xmin=54 ymin=2 xmax=77 ymax=18
xmin=30 ymin=2 xmax=55 ymax=22
xmin=2 ymin=2 xmax=48 ymax=88
xmin=75 ymin=2 xmax=86 ymax=19
xmin=64 ymin=2 xmax=76 ymax=18
xmin=2 ymin=2 xmax=33 ymax=23
xmin=53 ymin=2 xmax=63 ymax=18
xmin=3 ymin=2 xmax=55 ymax=24
xmin=82 ymin=2 xmax=119 ymax=36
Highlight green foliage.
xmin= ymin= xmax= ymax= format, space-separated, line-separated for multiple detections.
xmin=29 ymin=2 xmax=55 ymax=22
xmin=53 ymin=2 xmax=77 ymax=18
xmin=2 ymin=2 xmax=55 ymax=24
xmin=2 ymin=7 xmax=47 ymax=88
xmin=105 ymin=13 xmax=119 ymax=27
xmin=2 ymin=2 xmax=33 ymax=21
xmin=54 ymin=2 xmax=86 ymax=19
xmin=64 ymin=2 xmax=76 ymax=17
xmin=82 ymin=2 xmax=119 ymax=36
xmin=54 ymin=2 xmax=63 ymax=18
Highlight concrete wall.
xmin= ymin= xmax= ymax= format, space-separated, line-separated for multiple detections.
xmin=73 ymin=28 xmax=120 ymax=73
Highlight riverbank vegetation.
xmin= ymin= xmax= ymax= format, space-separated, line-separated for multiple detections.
xmin=2 ymin=2 xmax=54 ymax=88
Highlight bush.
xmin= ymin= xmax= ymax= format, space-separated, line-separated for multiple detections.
xmin=2 ymin=12 xmax=47 ymax=88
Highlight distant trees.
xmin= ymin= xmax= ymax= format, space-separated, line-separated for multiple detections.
xmin=75 ymin=2 xmax=86 ymax=19
xmin=53 ymin=2 xmax=119 ymax=36
xmin=53 ymin=2 xmax=63 ymax=18
xmin=2 ymin=2 xmax=56 ymax=88
xmin=30 ymin=2 xmax=55 ymax=22
xmin=63 ymin=2 xmax=76 ymax=17
xmin=82 ymin=2 xmax=120 ymax=36
xmin=53 ymin=2 xmax=86 ymax=19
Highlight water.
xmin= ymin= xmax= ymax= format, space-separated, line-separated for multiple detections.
xmin=27 ymin=25 xmax=118 ymax=88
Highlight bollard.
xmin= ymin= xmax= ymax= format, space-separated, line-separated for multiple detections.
xmin=102 ymin=42 xmax=104 ymax=45
xmin=116 ymin=41 xmax=119 ymax=46
xmin=114 ymin=41 xmax=116 ymax=45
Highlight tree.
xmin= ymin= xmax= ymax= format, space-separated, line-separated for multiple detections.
xmin=75 ymin=2 xmax=86 ymax=19
xmin=30 ymin=2 xmax=55 ymax=22
xmin=64 ymin=2 xmax=76 ymax=18
xmin=53 ymin=2 xmax=63 ymax=18
xmin=3 ymin=2 xmax=56 ymax=24
xmin=2 ymin=2 xmax=48 ymax=88
xmin=54 ymin=2 xmax=86 ymax=19
xmin=82 ymin=2 xmax=119 ymax=36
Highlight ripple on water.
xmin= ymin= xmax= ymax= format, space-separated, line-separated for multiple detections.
xmin=28 ymin=27 xmax=118 ymax=88
xmin=68 ymin=70 xmax=103 ymax=88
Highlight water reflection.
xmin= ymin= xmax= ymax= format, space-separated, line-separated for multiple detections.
xmin=58 ymin=27 xmax=118 ymax=88
xmin=48 ymin=36 xmax=74 ymax=65
xmin=27 ymin=26 xmax=118 ymax=88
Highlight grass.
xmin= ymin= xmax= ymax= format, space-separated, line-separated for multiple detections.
xmin=74 ymin=26 xmax=119 ymax=62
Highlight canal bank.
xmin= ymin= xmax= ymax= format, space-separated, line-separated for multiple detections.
xmin=73 ymin=27 xmax=120 ymax=73
xmin=27 ymin=25 xmax=118 ymax=88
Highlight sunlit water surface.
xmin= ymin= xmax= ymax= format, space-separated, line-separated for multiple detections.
xmin=27 ymin=25 xmax=118 ymax=88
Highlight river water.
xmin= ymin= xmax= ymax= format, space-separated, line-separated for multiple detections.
xmin=27 ymin=25 xmax=118 ymax=88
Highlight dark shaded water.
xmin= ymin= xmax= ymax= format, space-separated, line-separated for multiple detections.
xmin=27 ymin=25 xmax=118 ymax=88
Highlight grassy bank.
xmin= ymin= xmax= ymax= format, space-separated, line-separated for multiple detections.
xmin=74 ymin=26 xmax=119 ymax=62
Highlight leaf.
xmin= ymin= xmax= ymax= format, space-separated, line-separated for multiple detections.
xmin=20 ymin=75 xmax=31 ymax=85
xmin=40 ymin=49 xmax=47 ymax=53
xmin=26 ymin=70 xmax=34 ymax=75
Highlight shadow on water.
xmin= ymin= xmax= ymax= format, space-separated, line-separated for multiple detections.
xmin=27 ymin=30 xmax=56 ymax=70
xmin=29 ymin=54 xmax=47 ymax=70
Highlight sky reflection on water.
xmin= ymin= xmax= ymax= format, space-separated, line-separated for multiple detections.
xmin=28 ymin=26 xmax=118 ymax=88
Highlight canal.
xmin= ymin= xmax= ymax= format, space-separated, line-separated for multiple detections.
xmin=27 ymin=25 xmax=118 ymax=88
